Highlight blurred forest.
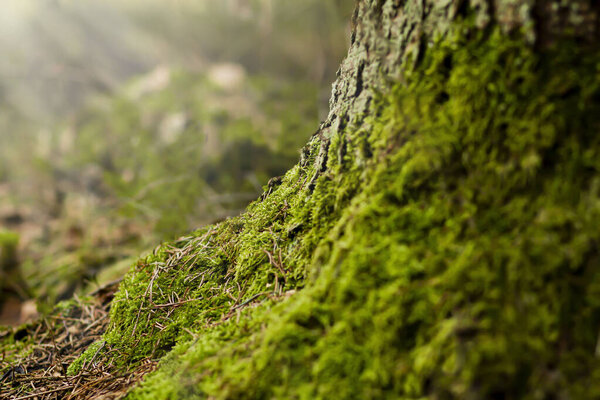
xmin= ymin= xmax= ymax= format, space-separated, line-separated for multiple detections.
xmin=0 ymin=0 xmax=353 ymax=320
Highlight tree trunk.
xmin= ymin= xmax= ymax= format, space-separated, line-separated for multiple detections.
xmin=321 ymin=0 xmax=599 ymax=137
xmin=11 ymin=1 xmax=600 ymax=399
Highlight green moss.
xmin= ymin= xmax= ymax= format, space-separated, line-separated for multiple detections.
xmin=67 ymin=340 xmax=106 ymax=376
xmin=96 ymin=17 xmax=600 ymax=400
xmin=104 ymin=144 xmax=351 ymax=364
xmin=0 ymin=230 xmax=19 ymax=269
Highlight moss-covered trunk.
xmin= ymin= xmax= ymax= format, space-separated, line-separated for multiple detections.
xmin=4 ymin=1 xmax=600 ymax=399
xmin=323 ymin=0 xmax=599 ymax=137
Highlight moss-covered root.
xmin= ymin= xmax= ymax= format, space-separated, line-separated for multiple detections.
xmin=95 ymin=21 xmax=600 ymax=400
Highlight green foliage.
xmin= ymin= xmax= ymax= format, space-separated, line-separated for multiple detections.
xmin=0 ymin=230 xmax=19 ymax=269
xmin=95 ymin=21 xmax=600 ymax=399
xmin=61 ymin=70 xmax=319 ymax=237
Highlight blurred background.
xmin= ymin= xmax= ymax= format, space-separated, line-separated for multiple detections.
xmin=0 ymin=0 xmax=353 ymax=323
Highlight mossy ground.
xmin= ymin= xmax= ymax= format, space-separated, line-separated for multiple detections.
xmin=83 ymin=20 xmax=600 ymax=399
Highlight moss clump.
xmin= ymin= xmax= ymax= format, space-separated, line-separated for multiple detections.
xmin=67 ymin=340 xmax=106 ymax=376
xmin=100 ymin=19 xmax=600 ymax=400
xmin=104 ymin=140 xmax=357 ymax=363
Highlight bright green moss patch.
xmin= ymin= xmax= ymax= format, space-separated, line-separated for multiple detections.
xmin=104 ymin=151 xmax=359 ymax=365
xmin=102 ymin=22 xmax=600 ymax=400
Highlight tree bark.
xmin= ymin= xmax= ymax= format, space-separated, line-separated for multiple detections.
xmin=319 ymin=0 xmax=599 ymax=139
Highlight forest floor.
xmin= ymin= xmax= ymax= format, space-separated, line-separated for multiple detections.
xmin=0 ymin=280 xmax=148 ymax=400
